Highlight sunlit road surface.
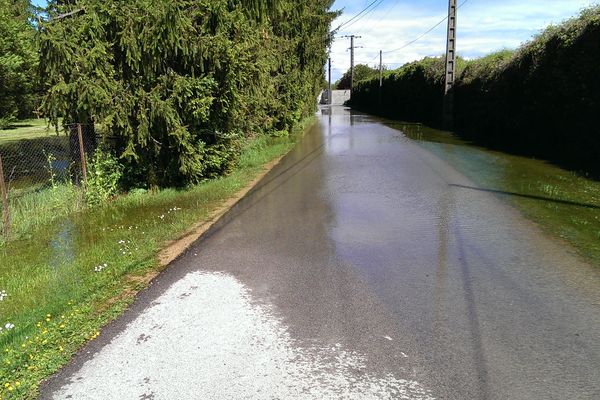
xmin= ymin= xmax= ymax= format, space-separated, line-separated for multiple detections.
xmin=42 ymin=106 xmax=600 ymax=399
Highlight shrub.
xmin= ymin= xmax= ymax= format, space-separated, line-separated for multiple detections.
xmin=85 ymin=149 xmax=123 ymax=206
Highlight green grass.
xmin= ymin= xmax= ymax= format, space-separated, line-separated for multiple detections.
xmin=0 ymin=119 xmax=63 ymax=145
xmin=0 ymin=121 xmax=309 ymax=398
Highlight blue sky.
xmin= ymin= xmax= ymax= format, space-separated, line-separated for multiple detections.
xmin=31 ymin=0 xmax=598 ymax=81
xmin=330 ymin=0 xmax=598 ymax=80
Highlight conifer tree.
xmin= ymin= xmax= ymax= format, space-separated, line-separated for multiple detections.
xmin=41 ymin=0 xmax=336 ymax=187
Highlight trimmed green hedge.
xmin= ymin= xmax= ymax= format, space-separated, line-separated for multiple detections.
xmin=350 ymin=6 xmax=600 ymax=177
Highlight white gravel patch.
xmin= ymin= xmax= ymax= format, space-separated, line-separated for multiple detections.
xmin=52 ymin=271 xmax=434 ymax=400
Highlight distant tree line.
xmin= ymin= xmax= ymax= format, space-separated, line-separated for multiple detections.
xmin=334 ymin=64 xmax=382 ymax=90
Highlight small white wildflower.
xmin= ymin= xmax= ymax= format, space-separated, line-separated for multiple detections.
xmin=5 ymin=323 xmax=14 ymax=330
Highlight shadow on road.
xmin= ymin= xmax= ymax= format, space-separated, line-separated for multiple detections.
xmin=449 ymin=183 xmax=600 ymax=210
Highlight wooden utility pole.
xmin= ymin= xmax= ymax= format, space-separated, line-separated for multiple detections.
xmin=379 ymin=50 xmax=383 ymax=87
xmin=379 ymin=50 xmax=383 ymax=105
xmin=343 ymin=35 xmax=361 ymax=95
xmin=77 ymin=124 xmax=88 ymax=185
xmin=0 ymin=154 xmax=10 ymax=236
xmin=328 ymin=57 xmax=332 ymax=105
xmin=443 ymin=0 xmax=457 ymax=128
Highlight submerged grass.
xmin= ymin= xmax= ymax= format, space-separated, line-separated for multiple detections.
xmin=0 ymin=120 xmax=310 ymax=398
xmin=392 ymin=122 xmax=600 ymax=266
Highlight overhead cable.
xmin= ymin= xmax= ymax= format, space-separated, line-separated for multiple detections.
xmin=383 ymin=0 xmax=469 ymax=54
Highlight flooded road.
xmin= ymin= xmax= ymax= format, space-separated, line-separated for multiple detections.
xmin=42 ymin=106 xmax=600 ymax=399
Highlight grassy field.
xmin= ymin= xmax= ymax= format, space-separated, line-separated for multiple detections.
xmin=0 ymin=119 xmax=63 ymax=145
xmin=0 ymin=120 xmax=310 ymax=398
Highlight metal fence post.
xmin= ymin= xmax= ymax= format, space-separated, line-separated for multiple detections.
xmin=77 ymin=123 xmax=88 ymax=185
xmin=0 ymin=154 xmax=10 ymax=236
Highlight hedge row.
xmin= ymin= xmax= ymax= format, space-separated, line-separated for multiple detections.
xmin=350 ymin=6 xmax=600 ymax=177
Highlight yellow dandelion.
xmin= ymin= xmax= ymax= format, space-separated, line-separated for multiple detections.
xmin=59 ymin=346 xmax=64 ymax=352
xmin=45 ymin=318 xmax=50 ymax=322
xmin=59 ymin=324 xmax=65 ymax=328
xmin=4 ymin=383 xmax=9 ymax=388
xmin=7 ymin=386 xmax=13 ymax=392
xmin=15 ymin=382 xmax=20 ymax=387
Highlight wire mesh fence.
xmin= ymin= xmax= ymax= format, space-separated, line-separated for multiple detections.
xmin=0 ymin=123 xmax=96 ymax=236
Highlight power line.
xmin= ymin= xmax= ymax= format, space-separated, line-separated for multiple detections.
xmin=355 ymin=0 xmax=400 ymax=36
xmin=383 ymin=0 xmax=469 ymax=54
xmin=335 ymin=0 xmax=385 ymax=31
xmin=341 ymin=0 xmax=386 ymax=31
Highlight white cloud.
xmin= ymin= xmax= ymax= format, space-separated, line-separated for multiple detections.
xmin=328 ymin=0 xmax=598 ymax=81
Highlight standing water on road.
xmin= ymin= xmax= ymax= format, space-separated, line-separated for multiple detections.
xmin=386 ymin=120 xmax=600 ymax=267
xmin=41 ymin=106 xmax=600 ymax=400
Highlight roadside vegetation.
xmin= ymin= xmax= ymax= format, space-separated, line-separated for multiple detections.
xmin=0 ymin=0 xmax=336 ymax=397
xmin=350 ymin=5 xmax=600 ymax=178
xmin=0 ymin=121 xmax=309 ymax=398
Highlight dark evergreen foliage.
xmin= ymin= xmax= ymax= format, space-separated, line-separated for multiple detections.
xmin=0 ymin=0 xmax=39 ymax=125
xmin=41 ymin=0 xmax=337 ymax=187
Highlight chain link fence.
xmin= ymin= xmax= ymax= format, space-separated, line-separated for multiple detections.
xmin=0 ymin=123 xmax=96 ymax=236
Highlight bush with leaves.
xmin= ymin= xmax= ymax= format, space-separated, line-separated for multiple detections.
xmin=85 ymin=149 xmax=123 ymax=206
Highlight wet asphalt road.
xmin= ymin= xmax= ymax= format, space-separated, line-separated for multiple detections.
xmin=42 ymin=106 xmax=600 ymax=399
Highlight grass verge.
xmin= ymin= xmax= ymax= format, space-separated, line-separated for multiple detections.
xmin=0 ymin=120 xmax=60 ymax=145
xmin=0 ymin=117 xmax=313 ymax=398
